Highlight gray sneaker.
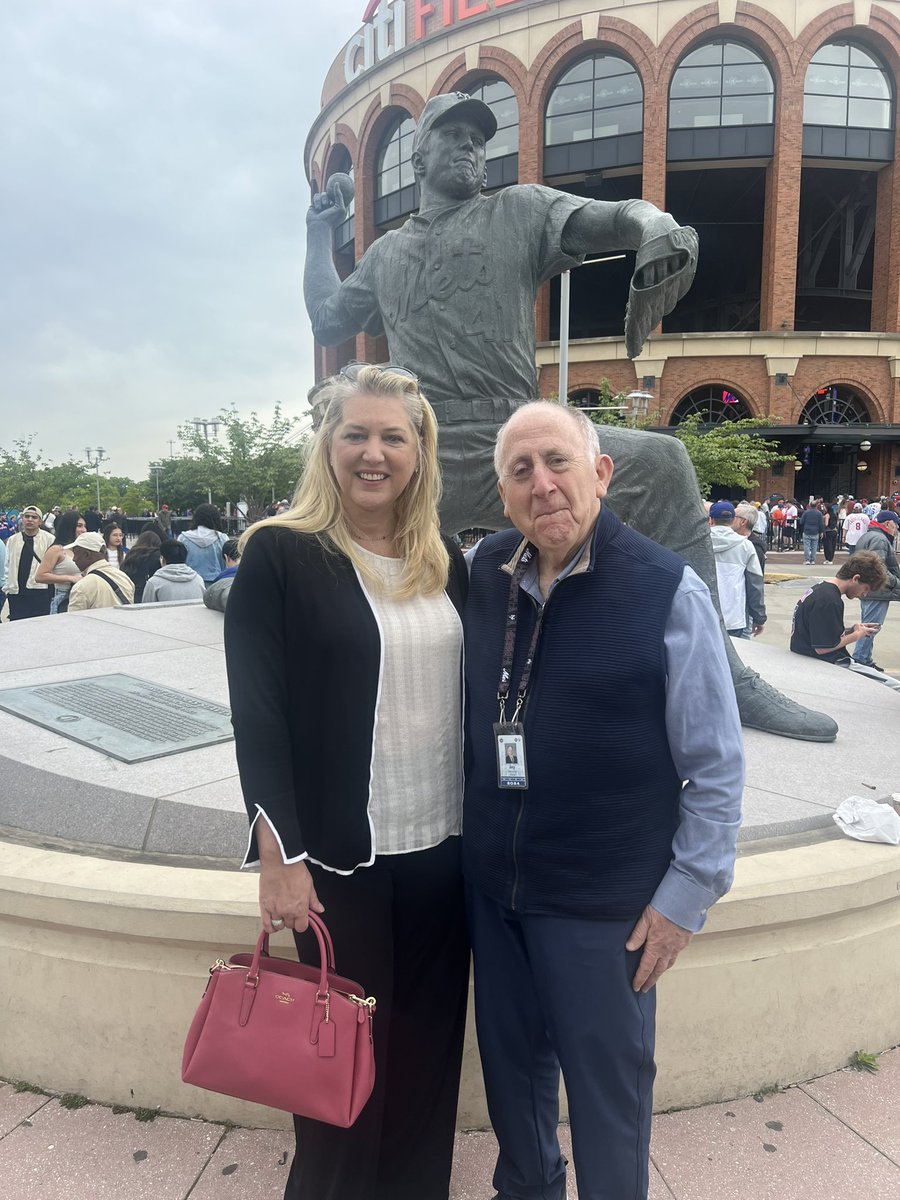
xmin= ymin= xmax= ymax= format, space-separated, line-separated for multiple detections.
xmin=734 ymin=669 xmax=838 ymax=742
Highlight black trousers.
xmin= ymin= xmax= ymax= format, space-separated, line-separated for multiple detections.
xmin=286 ymin=837 xmax=469 ymax=1200
xmin=8 ymin=589 xmax=52 ymax=620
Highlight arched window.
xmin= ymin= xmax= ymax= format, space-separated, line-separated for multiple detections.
xmin=569 ymin=388 xmax=601 ymax=408
xmin=669 ymin=386 xmax=752 ymax=424
xmin=374 ymin=114 xmax=416 ymax=226
xmin=544 ymin=54 xmax=643 ymax=175
xmin=804 ymin=42 xmax=892 ymax=130
xmin=669 ymin=41 xmax=774 ymax=130
xmin=799 ymin=386 xmax=871 ymax=424
xmin=466 ymin=77 xmax=519 ymax=188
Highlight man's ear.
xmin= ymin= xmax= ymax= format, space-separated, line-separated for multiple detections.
xmin=594 ymin=454 xmax=614 ymax=500
xmin=410 ymin=149 xmax=424 ymax=182
xmin=497 ymin=479 xmax=510 ymax=518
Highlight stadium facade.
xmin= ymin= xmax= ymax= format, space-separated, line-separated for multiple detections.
xmin=305 ymin=0 xmax=900 ymax=501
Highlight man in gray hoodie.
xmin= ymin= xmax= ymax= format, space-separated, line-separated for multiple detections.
xmin=141 ymin=540 xmax=206 ymax=603
xmin=709 ymin=501 xmax=767 ymax=638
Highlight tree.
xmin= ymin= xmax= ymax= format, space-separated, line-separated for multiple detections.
xmin=175 ymin=405 xmax=307 ymax=519
xmin=667 ymin=415 xmax=790 ymax=497
xmin=0 ymin=437 xmax=93 ymax=511
xmin=579 ymin=395 xmax=789 ymax=497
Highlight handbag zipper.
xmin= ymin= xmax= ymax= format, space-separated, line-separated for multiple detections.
xmin=209 ymin=962 xmax=376 ymax=1010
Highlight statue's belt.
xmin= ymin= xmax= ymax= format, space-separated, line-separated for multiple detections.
xmin=426 ymin=397 xmax=525 ymax=426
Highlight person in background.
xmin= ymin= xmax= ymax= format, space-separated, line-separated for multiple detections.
xmin=844 ymin=503 xmax=870 ymax=555
xmin=823 ymin=498 xmax=839 ymax=563
xmin=140 ymin=540 xmax=206 ymax=602
xmin=849 ymin=510 xmax=900 ymax=672
xmin=790 ymin=552 xmax=900 ymax=692
xmin=177 ymin=503 xmax=228 ymax=584
xmin=121 ymin=530 xmax=163 ymax=604
xmin=84 ymin=505 xmax=102 ymax=533
xmin=102 ymin=521 xmax=126 ymax=569
xmin=3 ymin=506 xmax=55 ymax=620
xmin=0 ymin=535 xmax=6 ymax=615
xmin=224 ymin=365 xmax=469 ymax=1200
xmin=34 ymin=510 xmax=85 ymax=613
xmin=66 ymin=533 xmax=134 ymax=610
xmin=709 ymin=500 xmax=766 ymax=638
xmin=798 ymin=501 xmax=825 ymax=564
xmin=203 ymin=537 xmax=240 ymax=613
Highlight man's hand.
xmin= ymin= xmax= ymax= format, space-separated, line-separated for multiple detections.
xmin=625 ymin=904 xmax=693 ymax=993
xmin=306 ymin=172 xmax=353 ymax=231
xmin=624 ymin=222 xmax=698 ymax=358
xmin=752 ymin=624 xmax=765 ymax=638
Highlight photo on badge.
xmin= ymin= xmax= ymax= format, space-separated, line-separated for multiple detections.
xmin=494 ymin=724 xmax=528 ymax=790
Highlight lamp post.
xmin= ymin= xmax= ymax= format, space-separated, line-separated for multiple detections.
xmin=84 ymin=447 xmax=108 ymax=511
xmin=556 ymin=255 xmax=627 ymax=404
xmin=191 ymin=417 xmax=220 ymax=504
xmin=149 ymin=462 xmax=163 ymax=511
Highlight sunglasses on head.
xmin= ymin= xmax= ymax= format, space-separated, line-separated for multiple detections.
xmin=339 ymin=361 xmax=419 ymax=385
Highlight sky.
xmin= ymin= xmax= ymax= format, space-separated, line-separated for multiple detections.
xmin=1 ymin=0 xmax=367 ymax=482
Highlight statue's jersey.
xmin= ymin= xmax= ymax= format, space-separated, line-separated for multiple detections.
xmin=315 ymin=185 xmax=591 ymax=411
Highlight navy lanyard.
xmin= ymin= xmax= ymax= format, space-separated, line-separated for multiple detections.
xmin=497 ymin=544 xmax=545 ymax=726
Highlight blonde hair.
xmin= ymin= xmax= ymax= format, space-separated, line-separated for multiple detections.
xmin=241 ymin=366 xmax=448 ymax=598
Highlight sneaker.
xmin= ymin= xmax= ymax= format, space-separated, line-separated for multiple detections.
xmin=733 ymin=668 xmax=838 ymax=742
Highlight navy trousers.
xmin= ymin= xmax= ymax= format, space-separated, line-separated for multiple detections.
xmin=467 ymin=886 xmax=656 ymax=1200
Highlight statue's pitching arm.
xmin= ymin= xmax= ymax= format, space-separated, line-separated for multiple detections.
xmin=303 ymin=174 xmax=361 ymax=345
xmin=561 ymin=200 xmax=698 ymax=359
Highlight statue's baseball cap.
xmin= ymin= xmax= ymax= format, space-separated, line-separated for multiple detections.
xmin=64 ymin=532 xmax=105 ymax=552
xmin=412 ymin=92 xmax=497 ymax=154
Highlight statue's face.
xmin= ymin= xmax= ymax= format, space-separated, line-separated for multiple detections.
xmin=414 ymin=118 xmax=486 ymax=201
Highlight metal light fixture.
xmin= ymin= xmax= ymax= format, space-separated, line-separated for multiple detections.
xmin=857 ymin=461 xmax=868 ymax=472
xmin=793 ymin=460 xmax=803 ymax=471
xmin=859 ymin=439 xmax=872 ymax=452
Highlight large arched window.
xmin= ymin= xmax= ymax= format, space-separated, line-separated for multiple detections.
xmin=804 ymin=42 xmax=893 ymax=130
xmin=544 ymin=54 xmax=643 ymax=176
xmin=799 ymin=386 xmax=871 ymax=424
xmin=467 ymin=77 xmax=519 ymax=187
xmin=669 ymin=41 xmax=774 ymax=130
xmin=374 ymin=114 xmax=416 ymax=226
xmin=669 ymin=386 xmax=752 ymax=424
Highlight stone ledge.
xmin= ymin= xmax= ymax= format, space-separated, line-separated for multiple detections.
xmin=1 ymin=838 xmax=898 ymax=1129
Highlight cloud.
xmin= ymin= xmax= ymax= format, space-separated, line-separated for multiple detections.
xmin=1 ymin=0 xmax=365 ymax=479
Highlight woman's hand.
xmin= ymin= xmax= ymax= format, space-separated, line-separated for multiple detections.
xmin=258 ymin=858 xmax=325 ymax=933
xmin=255 ymin=819 xmax=324 ymax=933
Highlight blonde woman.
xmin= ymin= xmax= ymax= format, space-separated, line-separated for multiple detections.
xmin=224 ymin=365 xmax=468 ymax=1200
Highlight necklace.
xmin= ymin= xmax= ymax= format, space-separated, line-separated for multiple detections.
xmin=348 ymin=526 xmax=393 ymax=543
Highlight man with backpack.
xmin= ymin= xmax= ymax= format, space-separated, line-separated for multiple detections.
xmin=66 ymin=533 xmax=134 ymax=610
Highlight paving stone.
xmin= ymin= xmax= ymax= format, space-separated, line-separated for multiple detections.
xmin=0 ymin=1084 xmax=51 ymax=1139
xmin=651 ymin=1085 xmax=900 ymax=1199
xmin=188 ymin=1127 xmax=292 ymax=1198
xmin=800 ymin=1049 xmax=900 ymax=1165
xmin=0 ymin=1099 xmax=222 ymax=1200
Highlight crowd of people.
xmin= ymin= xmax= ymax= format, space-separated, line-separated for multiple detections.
xmin=0 ymin=502 xmax=241 ymax=618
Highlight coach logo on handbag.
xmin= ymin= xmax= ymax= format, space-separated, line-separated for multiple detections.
xmin=275 ymin=991 xmax=294 ymax=1005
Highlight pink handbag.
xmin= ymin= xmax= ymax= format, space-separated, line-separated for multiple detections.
xmin=182 ymin=914 xmax=376 ymax=1126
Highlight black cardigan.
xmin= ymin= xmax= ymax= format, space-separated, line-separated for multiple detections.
xmin=223 ymin=527 xmax=467 ymax=871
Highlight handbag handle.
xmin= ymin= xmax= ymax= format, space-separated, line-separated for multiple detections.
xmin=248 ymin=912 xmax=332 ymax=997
xmin=258 ymin=912 xmax=336 ymax=971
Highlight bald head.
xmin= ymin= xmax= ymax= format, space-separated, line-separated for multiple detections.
xmin=494 ymin=401 xmax=601 ymax=479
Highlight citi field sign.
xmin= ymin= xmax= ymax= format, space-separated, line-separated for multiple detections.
xmin=346 ymin=0 xmax=527 ymax=82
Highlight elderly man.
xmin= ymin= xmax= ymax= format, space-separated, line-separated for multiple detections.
xmin=849 ymin=510 xmax=900 ymax=671
xmin=2 ymin=506 xmax=54 ymax=620
xmin=464 ymin=402 xmax=743 ymax=1200
xmin=709 ymin=500 xmax=766 ymax=639
xmin=304 ymin=90 xmax=835 ymax=743
xmin=66 ymin=532 xmax=134 ymax=610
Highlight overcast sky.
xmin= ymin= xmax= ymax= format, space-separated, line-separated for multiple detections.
xmin=2 ymin=0 xmax=365 ymax=482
